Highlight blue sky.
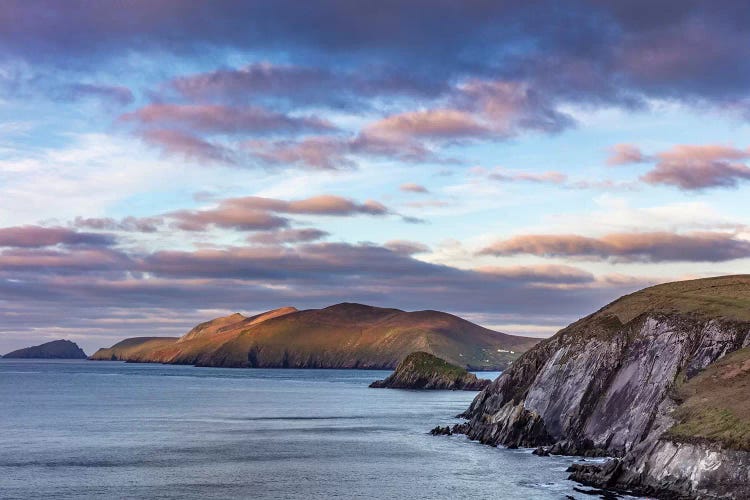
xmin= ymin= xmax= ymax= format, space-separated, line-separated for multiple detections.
xmin=1 ymin=1 xmax=750 ymax=353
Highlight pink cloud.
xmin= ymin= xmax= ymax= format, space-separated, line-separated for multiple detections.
xmin=643 ymin=144 xmax=750 ymax=190
xmin=245 ymin=136 xmax=354 ymax=170
xmin=0 ymin=226 xmax=114 ymax=248
xmin=122 ymin=103 xmax=335 ymax=135
xmin=607 ymin=143 xmax=649 ymax=165
xmin=399 ymin=183 xmax=429 ymax=193
xmin=247 ymin=228 xmax=329 ymax=245
xmin=139 ymin=129 xmax=234 ymax=163
xmin=362 ymin=109 xmax=488 ymax=141
xmin=167 ymin=195 xmax=391 ymax=231
xmin=480 ymin=231 xmax=750 ymax=262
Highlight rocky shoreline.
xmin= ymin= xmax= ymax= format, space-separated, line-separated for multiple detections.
xmin=439 ymin=276 xmax=750 ymax=499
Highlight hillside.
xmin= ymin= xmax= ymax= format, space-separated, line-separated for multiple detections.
xmin=666 ymin=345 xmax=750 ymax=451
xmin=370 ymin=352 xmax=491 ymax=390
xmin=3 ymin=339 xmax=87 ymax=359
xmin=455 ymin=275 xmax=750 ymax=499
xmin=90 ymin=303 xmax=538 ymax=370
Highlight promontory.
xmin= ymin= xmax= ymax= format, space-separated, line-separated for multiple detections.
xmin=451 ymin=275 xmax=750 ymax=499
xmin=91 ymin=303 xmax=538 ymax=370
xmin=3 ymin=339 xmax=87 ymax=359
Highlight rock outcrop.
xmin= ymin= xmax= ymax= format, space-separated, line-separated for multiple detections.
xmin=455 ymin=275 xmax=750 ymax=499
xmin=3 ymin=339 xmax=87 ymax=359
xmin=370 ymin=352 xmax=491 ymax=390
xmin=91 ymin=303 xmax=539 ymax=370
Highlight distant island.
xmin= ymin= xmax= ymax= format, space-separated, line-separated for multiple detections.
xmin=3 ymin=339 xmax=87 ymax=359
xmin=91 ymin=303 xmax=539 ymax=370
xmin=452 ymin=275 xmax=750 ymax=499
xmin=370 ymin=352 xmax=491 ymax=390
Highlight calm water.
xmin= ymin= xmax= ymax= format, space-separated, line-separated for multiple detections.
xmin=0 ymin=360 xmax=621 ymax=499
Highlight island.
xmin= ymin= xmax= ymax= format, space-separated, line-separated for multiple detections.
xmin=447 ymin=275 xmax=750 ymax=499
xmin=2 ymin=339 xmax=87 ymax=359
xmin=369 ymin=351 xmax=492 ymax=390
xmin=90 ymin=303 xmax=538 ymax=370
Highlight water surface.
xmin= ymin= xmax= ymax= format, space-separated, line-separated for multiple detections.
xmin=1 ymin=360 xmax=621 ymax=499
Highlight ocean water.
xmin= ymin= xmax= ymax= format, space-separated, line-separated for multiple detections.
xmin=0 ymin=360 xmax=624 ymax=499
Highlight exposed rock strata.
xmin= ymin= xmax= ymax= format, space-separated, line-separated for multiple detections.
xmin=370 ymin=352 xmax=491 ymax=390
xmin=455 ymin=275 xmax=750 ymax=499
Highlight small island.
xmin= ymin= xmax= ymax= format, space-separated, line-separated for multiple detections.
xmin=370 ymin=352 xmax=492 ymax=390
xmin=2 ymin=339 xmax=87 ymax=359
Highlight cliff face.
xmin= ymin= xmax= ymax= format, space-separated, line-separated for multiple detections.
xmin=3 ymin=339 xmax=87 ymax=359
xmin=369 ymin=352 xmax=491 ymax=390
xmin=91 ymin=303 xmax=539 ymax=370
xmin=458 ymin=275 xmax=750 ymax=499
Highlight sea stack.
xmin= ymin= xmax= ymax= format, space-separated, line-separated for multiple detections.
xmin=370 ymin=351 xmax=492 ymax=390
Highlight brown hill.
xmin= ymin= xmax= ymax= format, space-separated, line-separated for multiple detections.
xmin=90 ymin=303 xmax=538 ymax=370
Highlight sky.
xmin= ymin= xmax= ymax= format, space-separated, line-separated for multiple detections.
xmin=1 ymin=0 xmax=750 ymax=354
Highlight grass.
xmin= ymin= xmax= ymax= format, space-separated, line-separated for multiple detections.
xmin=402 ymin=351 xmax=468 ymax=378
xmin=666 ymin=346 xmax=750 ymax=451
xmin=555 ymin=275 xmax=750 ymax=342
xmin=667 ymin=408 xmax=750 ymax=451
xmin=603 ymin=275 xmax=750 ymax=324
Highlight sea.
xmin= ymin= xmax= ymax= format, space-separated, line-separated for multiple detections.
xmin=0 ymin=359 xmax=632 ymax=499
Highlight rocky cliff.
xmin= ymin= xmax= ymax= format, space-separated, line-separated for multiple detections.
xmin=456 ymin=275 xmax=750 ymax=499
xmin=91 ymin=303 xmax=539 ymax=370
xmin=370 ymin=352 xmax=491 ymax=390
xmin=3 ymin=339 xmax=87 ymax=359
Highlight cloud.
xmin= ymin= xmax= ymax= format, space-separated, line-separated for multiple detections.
xmin=122 ymin=103 xmax=335 ymax=135
xmin=167 ymin=194 xmax=391 ymax=231
xmin=362 ymin=109 xmax=489 ymax=141
xmin=167 ymin=62 xmax=444 ymax=109
xmin=475 ymin=264 xmax=594 ymax=285
xmin=607 ymin=143 xmax=649 ymax=165
xmin=480 ymin=231 xmax=750 ymax=262
xmin=244 ymin=136 xmax=354 ymax=170
xmin=245 ymin=130 xmax=438 ymax=169
xmin=4 ymin=1 xmax=750 ymax=116
xmin=642 ymin=144 xmax=750 ymax=190
xmin=0 ymin=226 xmax=115 ymax=248
xmin=400 ymin=183 xmax=429 ymax=193
xmin=138 ymin=128 xmax=235 ymax=163
xmin=0 ymin=232 xmax=658 ymax=353
xmin=384 ymin=240 xmax=430 ymax=255
xmin=0 ymin=247 xmax=130 ymax=272
xmin=73 ymin=216 xmax=161 ymax=233
xmin=247 ymin=228 xmax=329 ymax=245
xmin=63 ymin=83 xmax=134 ymax=106
xmin=453 ymin=79 xmax=575 ymax=135
xmin=483 ymin=167 xmax=568 ymax=184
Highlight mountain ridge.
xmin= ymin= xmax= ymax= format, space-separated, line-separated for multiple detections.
xmin=90 ymin=302 xmax=539 ymax=370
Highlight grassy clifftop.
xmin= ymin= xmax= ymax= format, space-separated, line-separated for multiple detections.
xmin=595 ymin=275 xmax=750 ymax=324
xmin=556 ymin=275 xmax=750 ymax=342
